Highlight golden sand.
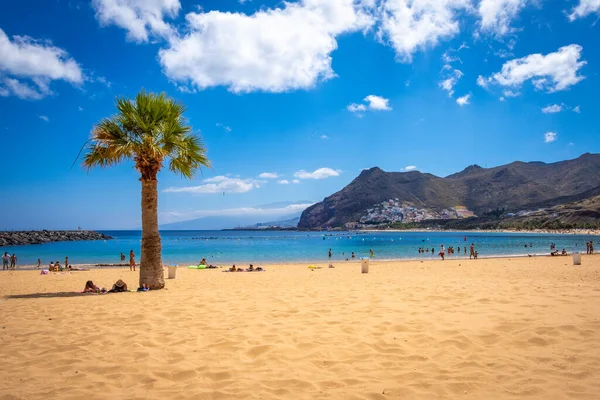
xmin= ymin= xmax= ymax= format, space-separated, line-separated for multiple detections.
xmin=1 ymin=255 xmax=600 ymax=399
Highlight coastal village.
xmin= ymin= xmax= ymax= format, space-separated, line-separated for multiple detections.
xmin=360 ymin=199 xmax=477 ymax=224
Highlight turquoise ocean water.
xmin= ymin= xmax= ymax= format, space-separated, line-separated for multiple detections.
xmin=2 ymin=230 xmax=598 ymax=267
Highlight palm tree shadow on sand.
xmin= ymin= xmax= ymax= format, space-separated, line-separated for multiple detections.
xmin=5 ymin=292 xmax=109 ymax=299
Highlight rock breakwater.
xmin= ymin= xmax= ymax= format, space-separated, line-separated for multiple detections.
xmin=0 ymin=230 xmax=112 ymax=246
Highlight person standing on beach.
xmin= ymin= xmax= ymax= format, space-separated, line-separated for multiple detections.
xmin=328 ymin=249 xmax=332 ymax=259
xmin=590 ymin=241 xmax=594 ymax=255
xmin=439 ymin=245 xmax=445 ymax=261
xmin=10 ymin=254 xmax=17 ymax=269
xmin=65 ymin=256 xmax=69 ymax=269
xmin=2 ymin=252 xmax=9 ymax=270
xmin=129 ymin=250 xmax=136 ymax=271
xmin=470 ymin=243 xmax=476 ymax=259
xmin=37 ymin=259 xmax=41 ymax=268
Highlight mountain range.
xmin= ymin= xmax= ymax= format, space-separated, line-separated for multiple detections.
xmin=160 ymin=201 xmax=312 ymax=230
xmin=298 ymin=153 xmax=600 ymax=229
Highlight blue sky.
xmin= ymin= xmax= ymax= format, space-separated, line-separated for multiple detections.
xmin=1 ymin=0 xmax=599 ymax=230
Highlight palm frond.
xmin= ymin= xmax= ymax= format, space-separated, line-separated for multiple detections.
xmin=82 ymin=89 xmax=210 ymax=180
xmin=168 ymin=134 xmax=211 ymax=178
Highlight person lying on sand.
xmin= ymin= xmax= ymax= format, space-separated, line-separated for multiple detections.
xmin=229 ymin=265 xmax=236 ymax=272
xmin=137 ymin=283 xmax=150 ymax=292
xmin=562 ymin=249 xmax=567 ymax=256
xmin=68 ymin=266 xmax=90 ymax=271
xmin=83 ymin=280 xmax=105 ymax=293
xmin=248 ymin=264 xmax=254 ymax=271
xmin=108 ymin=279 xmax=128 ymax=293
xmin=199 ymin=258 xmax=207 ymax=266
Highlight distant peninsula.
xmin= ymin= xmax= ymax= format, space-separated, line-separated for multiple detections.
xmin=0 ymin=230 xmax=112 ymax=246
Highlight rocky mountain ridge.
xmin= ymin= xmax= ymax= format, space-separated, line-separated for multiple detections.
xmin=299 ymin=153 xmax=600 ymax=228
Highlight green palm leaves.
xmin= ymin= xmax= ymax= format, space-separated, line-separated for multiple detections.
xmin=83 ymin=90 xmax=210 ymax=179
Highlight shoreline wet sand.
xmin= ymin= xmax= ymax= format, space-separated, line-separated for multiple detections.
xmin=1 ymin=255 xmax=600 ymax=399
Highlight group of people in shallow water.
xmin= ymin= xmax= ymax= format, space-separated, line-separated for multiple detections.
xmin=420 ymin=243 xmax=478 ymax=261
xmin=2 ymin=252 xmax=17 ymax=270
xmin=586 ymin=241 xmax=595 ymax=254
xmin=82 ymin=279 xmax=150 ymax=293
xmin=119 ymin=250 xmax=137 ymax=271
xmin=328 ymin=249 xmax=375 ymax=261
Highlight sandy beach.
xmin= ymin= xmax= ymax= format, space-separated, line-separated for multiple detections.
xmin=1 ymin=255 xmax=600 ymax=399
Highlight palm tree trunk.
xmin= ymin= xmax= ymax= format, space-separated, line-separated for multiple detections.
xmin=139 ymin=178 xmax=165 ymax=289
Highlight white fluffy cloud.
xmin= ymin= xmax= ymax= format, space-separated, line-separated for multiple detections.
xmin=502 ymin=89 xmax=520 ymax=97
xmin=541 ymin=104 xmax=562 ymax=113
xmin=164 ymin=176 xmax=264 ymax=194
xmin=476 ymin=75 xmax=488 ymax=88
xmin=292 ymin=179 xmax=301 ymax=184
xmin=91 ymin=0 xmax=180 ymax=42
xmin=456 ymin=93 xmax=471 ymax=106
xmin=159 ymin=0 xmax=374 ymax=93
xmin=1 ymin=78 xmax=45 ymax=100
xmin=478 ymin=44 xmax=586 ymax=93
xmin=259 ymin=172 xmax=279 ymax=179
xmin=277 ymin=180 xmax=290 ymax=185
xmin=39 ymin=115 xmax=49 ymax=122
xmin=573 ymin=105 xmax=581 ymax=113
xmin=347 ymin=103 xmax=367 ymax=113
xmin=568 ymin=0 xmax=600 ymax=21
xmin=404 ymin=165 xmax=417 ymax=171
xmin=478 ymin=0 xmax=528 ymax=36
xmin=294 ymin=167 xmax=340 ymax=180
xmin=364 ymin=94 xmax=392 ymax=110
xmin=439 ymin=68 xmax=463 ymax=97
xmin=0 ymin=29 xmax=84 ymax=100
xmin=544 ymin=132 xmax=557 ymax=143
xmin=376 ymin=0 xmax=470 ymax=62
xmin=347 ymin=94 xmax=391 ymax=113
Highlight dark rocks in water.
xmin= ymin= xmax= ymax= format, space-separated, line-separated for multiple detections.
xmin=0 ymin=231 xmax=112 ymax=247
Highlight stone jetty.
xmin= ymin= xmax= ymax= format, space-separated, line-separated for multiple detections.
xmin=0 ymin=230 xmax=112 ymax=246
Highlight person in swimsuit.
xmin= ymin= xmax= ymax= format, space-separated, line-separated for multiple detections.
xmin=129 ymin=250 xmax=136 ymax=271
xmin=83 ymin=280 xmax=104 ymax=293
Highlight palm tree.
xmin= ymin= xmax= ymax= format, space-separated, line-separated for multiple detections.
xmin=83 ymin=90 xmax=210 ymax=289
